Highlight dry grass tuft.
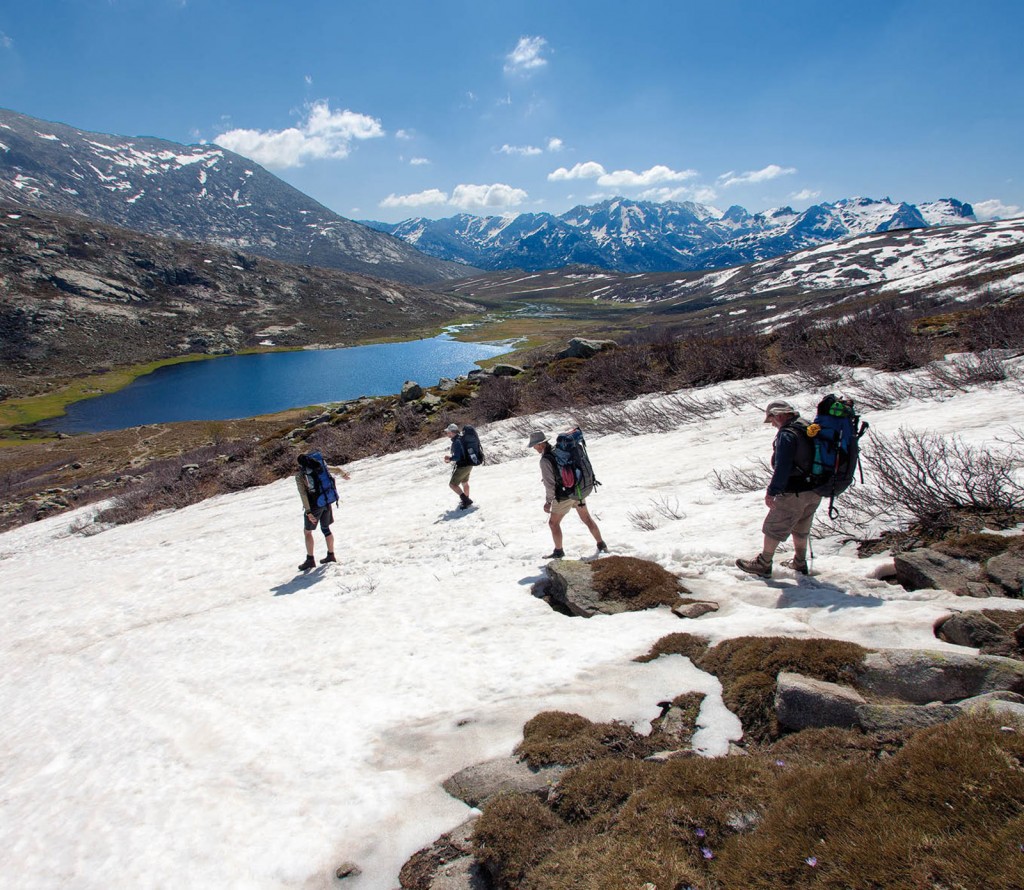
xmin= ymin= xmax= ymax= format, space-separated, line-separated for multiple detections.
xmin=634 ymin=632 xmax=711 ymax=663
xmin=590 ymin=555 xmax=690 ymax=608
xmin=934 ymin=531 xmax=1014 ymax=560
xmin=514 ymin=711 xmax=656 ymax=769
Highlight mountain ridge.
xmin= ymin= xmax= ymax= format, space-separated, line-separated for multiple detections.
xmin=0 ymin=107 xmax=473 ymax=286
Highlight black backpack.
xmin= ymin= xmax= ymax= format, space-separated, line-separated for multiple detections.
xmin=300 ymin=452 xmax=339 ymax=510
xmin=550 ymin=428 xmax=599 ymax=500
xmin=460 ymin=425 xmax=485 ymax=466
xmin=806 ymin=394 xmax=869 ymax=518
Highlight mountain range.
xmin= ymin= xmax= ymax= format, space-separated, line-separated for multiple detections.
xmin=0 ymin=107 xmax=470 ymax=286
xmin=363 ymin=196 xmax=981 ymax=274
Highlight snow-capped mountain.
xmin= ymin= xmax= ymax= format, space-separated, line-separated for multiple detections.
xmin=0 ymin=107 xmax=471 ymax=286
xmin=364 ymin=196 xmax=980 ymax=274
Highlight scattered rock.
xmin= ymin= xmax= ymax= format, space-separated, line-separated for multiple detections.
xmin=936 ymin=611 xmax=1013 ymax=651
xmin=854 ymin=701 xmax=961 ymax=733
xmin=892 ymin=548 xmax=1003 ymax=597
xmin=854 ymin=649 xmax=1024 ymax=704
xmin=401 ymin=380 xmax=424 ymax=402
xmin=556 ymin=337 xmax=617 ymax=359
xmin=491 ymin=364 xmax=524 ymax=377
xmin=441 ymin=756 xmax=566 ymax=809
xmin=335 ymin=861 xmax=362 ymax=880
xmin=397 ymin=819 xmax=487 ymax=890
xmin=775 ymin=672 xmax=866 ymax=731
xmin=671 ymin=599 xmax=719 ymax=619
xmin=985 ymin=551 xmax=1024 ymax=598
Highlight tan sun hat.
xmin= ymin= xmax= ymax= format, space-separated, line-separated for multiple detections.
xmin=764 ymin=400 xmax=799 ymax=422
xmin=526 ymin=430 xmax=547 ymax=447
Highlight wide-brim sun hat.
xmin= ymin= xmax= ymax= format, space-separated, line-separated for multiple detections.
xmin=526 ymin=430 xmax=547 ymax=447
xmin=445 ymin=423 xmax=459 ymax=433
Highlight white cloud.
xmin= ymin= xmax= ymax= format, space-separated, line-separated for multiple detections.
xmin=974 ymin=198 xmax=1022 ymax=221
xmin=547 ymin=137 xmax=564 ymax=152
xmin=598 ymin=165 xmax=698 ymax=188
xmin=395 ymin=129 xmax=413 ymax=141
xmin=498 ymin=144 xmax=542 ymax=157
xmin=718 ymin=164 xmax=797 ymax=188
xmin=450 ymin=183 xmax=528 ymax=210
xmin=380 ymin=189 xmax=449 ymax=208
xmin=548 ymin=161 xmax=607 ymax=181
xmin=379 ymin=184 xmax=528 ymax=212
xmin=790 ymin=188 xmax=822 ymax=201
xmin=409 ymin=157 xmax=430 ymax=166
xmin=505 ymin=36 xmax=548 ymax=75
xmin=304 ymin=75 xmax=313 ymax=86
xmin=639 ymin=185 xmax=719 ymax=204
xmin=215 ymin=100 xmax=384 ymax=169
xmin=0 ymin=32 xmax=13 ymax=49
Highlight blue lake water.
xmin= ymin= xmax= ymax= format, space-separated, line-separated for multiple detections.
xmin=44 ymin=335 xmax=512 ymax=434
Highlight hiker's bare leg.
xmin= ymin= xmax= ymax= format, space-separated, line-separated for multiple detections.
xmin=791 ymin=533 xmax=808 ymax=561
xmin=449 ymin=481 xmax=463 ymax=497
xmin=304 ymin=528 xmax=316 ymax=557
xmin=461 ymin=480 xmax=470 ymax=497
xmin=548 ymin=512 xmax=565 ymax=549
xmin=325 ymin=531 xmax=335 ymax=555
xmin=761 ymin=535 xmax=782 ymax=562
xmin=576 ymin=504 xmax=603 ymax=544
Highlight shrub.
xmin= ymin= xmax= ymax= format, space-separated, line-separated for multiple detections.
xmin=475 ymin=375 xmax=521 ymax=421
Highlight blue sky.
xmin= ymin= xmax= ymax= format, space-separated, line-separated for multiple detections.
xmin=1 ymin=0 xmax=1022 ymax=223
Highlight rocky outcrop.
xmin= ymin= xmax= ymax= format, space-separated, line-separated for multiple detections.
xmin=892 ymin=548 xmax=1003 ymax=597
xmin=556 ymin=337 xmax=617 ymax=360
xmin=441 ymin=757 xmax=567 ymax=809
xmin=854 ymin=649 xmax=1024 ymax=704
xmin=775 ymin=672 xmax=866 ymax=731
xmin=936 ymin=611 xmax=1013 ymax=651
xmin=397 ymin=818 xmax=487 ymax=890
xmin=985 ymin=551 xmax=1024 ymax=597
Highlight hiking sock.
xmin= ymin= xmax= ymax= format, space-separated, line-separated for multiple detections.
xmin=543 ymin=548 xmax=565 ymax=559
xmin=298 ymin=555 xmax=316 ymax=571
xmin=321 ymin=552 xmax=337 ymax=564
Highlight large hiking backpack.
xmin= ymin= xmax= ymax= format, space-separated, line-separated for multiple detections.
xmin=806 ymin=394 xmax=869 ymax=518
xmin=551 ymin=428 xmax=599 ymax=501
xmin=460 ymin=425 xmax=485 ymax=466
xmin=300 ymin=451 xmax=339 ymax=510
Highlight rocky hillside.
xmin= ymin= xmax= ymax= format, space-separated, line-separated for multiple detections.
xmin=364 ymin=196 xmax=981 ymax=274
xmin=0 ymin=107 xmax=473 ymax=286
xmin=0 ymin=202 xmax=479 ymax=399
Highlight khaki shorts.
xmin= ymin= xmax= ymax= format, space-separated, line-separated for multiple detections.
xmin=762 ymin=491 xmax=822 ymax=542
xmin=550 ymin=486 xmax=594 ymax=516
xmin=450 ymin=464 xmax=472 ymax=486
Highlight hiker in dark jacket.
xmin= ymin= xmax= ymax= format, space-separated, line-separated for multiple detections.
xmin=736 ymin=400 xmax=821 ymax=577
xmin=296 ymin=455 xmax=350 ymax=571
xmin=527 ymin=429 xmax=607 ymax=559
xmin=444 ymin=423 xmax=474 ymax=509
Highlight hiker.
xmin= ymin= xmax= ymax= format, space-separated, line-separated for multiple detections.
xmin=736 ymin=400 xmax=820 ymax=578
xmin=444 ymin=422 xmax=474 ymax=509
xmin=296 ymin=453 xmax=350 ymax=571
xmin=527 ymin=429 xmax=607 ymax=559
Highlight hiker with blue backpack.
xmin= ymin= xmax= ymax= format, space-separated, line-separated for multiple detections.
xmin=444 ymin=422 xmax=483 ymax=510
xmin=296 ymin=452 xmax=350 ymax=571
xmin=528 ymin=428 xmax=607 ymax=559
xmin=736 ymin=396 xmax=866 ymax=578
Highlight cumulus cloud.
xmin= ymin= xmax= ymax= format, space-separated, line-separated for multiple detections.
xmin=409 ymin=157 xmax=430 ymax=166
xmin=395 ymin=129 xmax=413 ymax=140
xmin=505 ymin=36 xmax=548 ymax=75
xmin=379 ymin=183 xmax=528 ymax=212
xmin=718 ymin=164 xmax=797 ymax=187
xmin=790 ymin=188 xmax=821 ymax=201
xmin=639 ymin=185 xmax=719 ymax=204
xmin=549 ymin=162 xmax=697 ymax=189
xmin=1 ymin=32 xmax=13 ymax=49
xmin=547 ymin=137 xmax=564 ymax=152
xmin=974 ymin=198 xmax=1022 ymax=221
xmin=304 ymin=75 xmax=313 ymax=86
xmin=215 ymin=100 xmax=384 ymax=169
xmin=548 ymin=161 xmax=607 ymax=181
xmin=380 ymin=189 xmax=449 ymax=208
xmin=499 ymin=144 xmax=543 ymax=156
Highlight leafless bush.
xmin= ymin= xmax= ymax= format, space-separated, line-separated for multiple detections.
xmin=475 ymin=375 xmax=521 ymax=421
xmin=837 ymin=429 xmax=1024 ymax=538
xmin=572 ymin=345 xmax=660 ymax=402
xmin=627 ymin=509 xmax=658 ymax=531
xmin=677 ymin=333 xmax=767 ymax=386
xmin=709 ymin=458 xmax=772 ymax=494
xmin=576 ymin=391 xmax=729 ymax=436
xmin=959 ymin=298 xmax=1024 ymax=351
xmin=926 ymin=351 xmax=1012 ymax=391
xmin=651 ymin=494 xmax=685 ymax=521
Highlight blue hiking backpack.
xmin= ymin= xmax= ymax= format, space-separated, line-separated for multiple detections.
xmin=806 ymin=394 xmax=869 ymax=518
xmin=551 ymin=428 xmax=599 ymax=501
xmin=300 ymin=452 xmax=339 ymax=510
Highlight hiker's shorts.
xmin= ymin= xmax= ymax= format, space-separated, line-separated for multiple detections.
xmin=450 ymin=464 xmax=472 ymax=486
xmin=763 ymin=491 xmax=822 ymax=541
xmin=551 ymin=486 xmax=595 ymax=516
xmin=303 ymin=505 xmax=334 ymax=535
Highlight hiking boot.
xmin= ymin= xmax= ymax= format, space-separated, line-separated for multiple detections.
xmin=596 ymin=541 xmax=608 ymax=553
xmin=735 ymin=554 xmax=773 ymax=577
xmin=298 ymin=555 xmax=316 ymax=571
xmin=459 ymin=494 xmax=473 ymax=509
xmin=782 ymin=556 xmax=809 ymax=575
xmin=543 ymin=548 xmax=565 ymax=559
xmin=320 ymin=552 xmax=337 ymax=564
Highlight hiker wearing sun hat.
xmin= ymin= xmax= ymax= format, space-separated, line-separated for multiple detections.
xmin=735 ymin=400 xmax=822 ymax=578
